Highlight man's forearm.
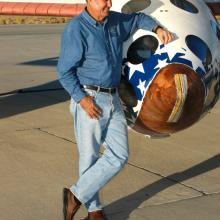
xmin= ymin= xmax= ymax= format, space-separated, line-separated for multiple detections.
xmin=57 ymin=68 xmax=86 ymax=103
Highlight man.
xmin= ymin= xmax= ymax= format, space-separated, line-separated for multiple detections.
xmin=57 ymin=0 xmax=174 ymax=219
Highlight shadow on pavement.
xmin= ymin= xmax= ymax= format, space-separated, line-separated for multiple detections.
xmin=19 ymin=57 xmax=58 ymax=67
xmin=105 ymin=154 xmax=220 ymax=219
xmin=0 ymin=57 xmax=70 ymax=119
xmin=0 ymin=81 xmax=69 ymax=119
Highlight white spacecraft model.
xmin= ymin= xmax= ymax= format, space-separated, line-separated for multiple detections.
xmin=111 ymin=0 xmax=220 ymax=137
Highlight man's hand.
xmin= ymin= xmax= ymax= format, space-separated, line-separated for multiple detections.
xmin=156 ymin=27 xmax=174 ymax=45
xmin=79 ymin=96 xmax=102 ymax=120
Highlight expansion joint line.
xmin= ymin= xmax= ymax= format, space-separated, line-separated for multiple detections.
xmin=16 ymin=127 xmax=208 ymax=196
xmin=127 ymin=162 xmax=207 ymax=196
xmin=38 ymin=128 xmax=76 ymax=144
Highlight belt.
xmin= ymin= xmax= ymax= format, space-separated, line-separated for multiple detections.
xmin=81 ymin=85 xmax=117 ymax=94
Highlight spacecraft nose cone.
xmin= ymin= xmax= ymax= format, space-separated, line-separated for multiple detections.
xmin=137 ymin=64 xmax=205 ymax=134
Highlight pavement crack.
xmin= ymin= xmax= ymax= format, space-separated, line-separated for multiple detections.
xmin=15 ymin=127 xmax=76 ymax=144
xmin=13 ymin=128 xmax=213 ymax=196
xmin=38 ymin=128 xmax=76 ymax=144
xmin=15 ymin=127 xmax=49 ymax=132
xmin=126 ymin=162 xmax=207 ymax=195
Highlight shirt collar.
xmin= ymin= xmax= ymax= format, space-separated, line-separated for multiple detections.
xmin=81 ymin=8 xmax=108 ymax=27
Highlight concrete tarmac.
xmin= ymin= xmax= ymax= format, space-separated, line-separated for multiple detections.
xmin=0 ymin=24 xmax=220 ymax=220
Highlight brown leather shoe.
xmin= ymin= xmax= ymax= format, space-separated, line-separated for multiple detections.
xmin=63 ymin=188 xmax=81 ymax=220
xmin=86 ymin=210 xmax=108 ymax=220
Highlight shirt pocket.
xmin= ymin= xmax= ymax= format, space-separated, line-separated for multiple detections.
xmin=109 ymin=28 xmax=122 ymax=55
xmin=109 ymin=27 xmax=120 ymax=38
xmin=86 ymin=39 xmax=108 ymax=61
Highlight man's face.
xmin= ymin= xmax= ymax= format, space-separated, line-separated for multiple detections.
xmin=88 ymin=0 xmax=112 ymax=20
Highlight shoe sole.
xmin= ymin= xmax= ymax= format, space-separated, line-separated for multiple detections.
xmin=63 ymin=188 xmax=68 ymax=220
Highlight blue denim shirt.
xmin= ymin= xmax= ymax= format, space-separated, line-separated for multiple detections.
xmin=57 ymin=9 xmax=158 ymax=102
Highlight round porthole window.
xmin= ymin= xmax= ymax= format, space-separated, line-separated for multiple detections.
xmin=122 ymin=0 xmax=151 ymax=14
xmin=186 ymin=35 xmax=212 ymax=68
xmin=127 ymin=35 xmax=159 ymax=64
xmin=170 ymin=0 xmax=199 ymax=14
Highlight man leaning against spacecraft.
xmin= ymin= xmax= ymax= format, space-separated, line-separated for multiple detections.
xmin=57 ymin=0 xmax=174 ymax=219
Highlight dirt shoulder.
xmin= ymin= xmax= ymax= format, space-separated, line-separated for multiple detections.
xmin=0 ymin=15 xmax=72 ymax=25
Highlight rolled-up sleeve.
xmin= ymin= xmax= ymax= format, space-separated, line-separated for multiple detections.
xmin=57 ymin=24 xmax=86 ymax=103
xmin=119 ymin=12 xmax=158 ymax=41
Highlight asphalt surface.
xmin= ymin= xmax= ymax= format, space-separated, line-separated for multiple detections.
xmin=0 ymin=24 xmax=220 ymax=220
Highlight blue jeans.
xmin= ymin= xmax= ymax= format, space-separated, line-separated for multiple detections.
xmin=69 ymin=89 xmax=129 ymax=212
